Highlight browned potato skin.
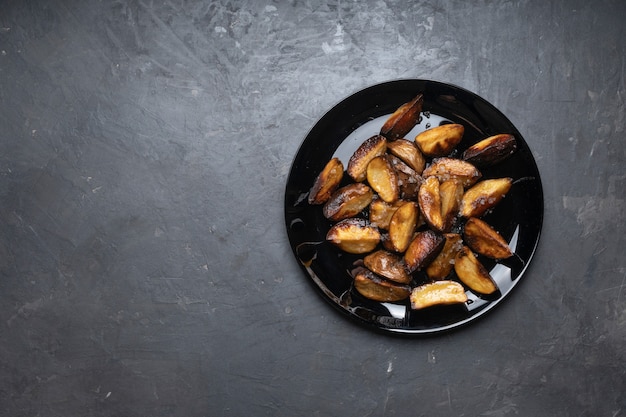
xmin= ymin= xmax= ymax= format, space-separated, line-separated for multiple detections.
xmin=380 ymin=94 xmax=424 ymax=141
xmin=388 ymin=155 xmax=422 ymax=200
xmin=308 ymin=157 xmax=344 ymax=205
xmin=369 ymin=198 xmax=406 ymax=230
xmin=366 ymin=155 xmax=399 ymax=203
xmin=462 ymin=134 xmax=517 ymax=167
xmin=387 ymin=139 xmax=426 ymax=174
xmin=422 ymin=157 xmax=482 ymax=188
xmin=418 ymin=176 xmax=444 ymax=232
xmin=459 ymin=177 xmax=513 ymax=218
xmin=353 ymin=267 xmax=411 ymax=302
xmin=439 ymin=179 xmax=464 ymax=232
xmin=463 ymin=217 xmax=513 ymax=259
xmin=426 ymin=233 xmax=463 ymax=280
xmin=347 ymin=135 xmax=387 ymax=182
xmin=414 ymin=123 xmax=464 ymax=157
xmin=410 ymin=280 xmax=468 ymax=310
xmin=454 ymin=245 xmax=498 ymax=295
xmin=323 ymin=183 xmax=373 ymax=221
xmin=404 ymin=230 xmax=445 ymax=273
xmin=388 ymin=201 xmax=419 ymax=253
xmin=363 ymin=250 xmax=411 ymax=284
xmin=326 ymin=218 xmax=380 ymax=254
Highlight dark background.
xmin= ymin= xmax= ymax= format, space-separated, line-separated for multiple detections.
xmin=1 ymin=0 xmax=624 ymax=416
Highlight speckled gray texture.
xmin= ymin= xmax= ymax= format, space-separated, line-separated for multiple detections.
xmin=0 ymin=0 xmax=624 ymax=416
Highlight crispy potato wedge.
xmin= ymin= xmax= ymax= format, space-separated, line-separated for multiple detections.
xmin=353 ymin=267 xmax=411 ymax=302
xmin=414 ymin=123 xmax=464 ymax=157
xmin=422 ymin=157 xmax=482 ymax=188
xmin=410 ymin=280 xmax=468 ymax=310
xmin=462 ymin=134 xmax=517 ymax=167
xmin=388 ymin=201 xmax=419 ymax=253
xmin=363 ymin=250 xmax=411 ymax=284
xmin=347 ymin=135 xmax=387 ymax=182
xmin=323 ymin=183 xmax=374 ymax=221
xmin=439 ymin=179 xmax=464 ymax=232
xmin=387 ymin=139 xmax=426 ymax=174
xmin=369 ymin=198 xmax=406 ymax=230
xmin=418 ymin=176 xmax=444 ymax=231
xmin=308 ymin=157 xmax=344 ymax=205
xmin=366 ymin=155 xmax=399 ymax=203
xmin=404 ymin=230 xmax=445 ymax=273
xmin=463 ymin=217 xmax=513 ymax=259
xmin=326 ymin=218 xmax=380 ymax=254
xmin=380 ymin=93 xmax=424 ymax=141
xmin=459 ymin=177 xmax=513 ymax=218
xmin=426 ymin=233 xmax=463 ymax=280
xmin=388 ymin=155 xmax=422 ymax=200
xmin=454 ymin=245 xmax=498 ymax=295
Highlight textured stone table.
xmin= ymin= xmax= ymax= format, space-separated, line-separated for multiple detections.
xmin=1 ymin=1 xmax=624 ymax=415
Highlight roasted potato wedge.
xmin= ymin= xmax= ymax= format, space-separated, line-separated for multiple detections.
xmin=410 ymin=280 xmax=468 ymax=310
xmin=388 ymin=155 xmax=422 ymax=200
xmin=422 ymin=157 xmax=482 ymax=188
xmin=439 ymin=179 xmax=464 ymax=232
xmin=323 ymin=183 xmax=374 ymax=221
xmin=366 ymin=155 xmax=399 ymax=203
xmin=454 ymin=245 xmax=498 ymax=295
xmin=363 ymin=250 xmax=411 ymax=284
xmin=426 ymin=233 xmax=463 ymax=280
xmin=388 ymin=201 xmax=419 ymax=253
xmin=347 ymin=135 xmax=387 ymax=182
xmin=462 ymin=134 xmax=517 ymax=167
xmin=387 ymin=139 xmax=426 ymax=174
xmin=418 ymin=176 xmax=444 ymax=232
xmin=463 ymin=217 xmax=513 ymax=259
xmin=326 ymin=218 xmax=380 ymax=254
xmin=353 ymin=267 xmax=411 ymax=302
xmin=380 ymin=93 xmax=424 ymax=141
xmin=414 ymin=123 xmax=464 ymax=157
xmin=369 ymin=198 xmax=406 ymax=230
xmin=459 ymin=177 xmax=513 ymax=218
xmin=308 ymin=157 xmax=344 ymax=205
xmin=404 ymin=230 xmax=445 ymax=273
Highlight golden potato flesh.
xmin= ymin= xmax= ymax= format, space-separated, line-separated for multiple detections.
xmin=410 ymin=280 xmax=468 ymax=310
xmin=387 ymin=139 xmax=426 ymax=174
xmin=463 ymin=217 xmax=513 ymax=259
xmin=323 ymin=183 xmax=373 ymax=221
xmin=369 ymin=198 xmax=406 ymax=230
xmin=363 ymin=250 xmax=411 ymax=284
xmin=459 ymin=177 xmax=513 ymax=218
xmin=414 ymin=123 xmax=464 ymax=157
xmin=418 ymin=176 xmax=443 ymax=232
xmin=462 ymin=134 xmax=517 ymax=167
xmin=422 ymin=157 xmax=482 ymax=188
xmin=439 ymin=179 xmax=464 ymax=232
xmin=380 ymin=93 xmax=424 ymax=141
xmin=353 ymin=267 xmax=411 ymax=302
xmin=388 ymin=201 xmax=419 ymax=253
xmin=454 ymin=245 xmax=498 ymax=295
xmin=347 ymin=135 xmax=387 ymax=182
xmin=308 ymin=157 xmax=344 ymax=205
xmin=366 ymin=155 xmax=399 ymax=203
xmin=326 ymin=218 xmax=380 ymax=254
xmin=425 ymin=233 xmax=463 ymax=280
xmin=404 ymin=230 xmax=445 ymax=273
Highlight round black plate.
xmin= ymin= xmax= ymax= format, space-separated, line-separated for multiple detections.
xmin=284 ymin=79 xmax=543 ymax=335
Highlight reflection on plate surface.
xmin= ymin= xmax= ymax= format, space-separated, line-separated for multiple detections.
xmin=284 ymin=79 xmax=543 ymax=335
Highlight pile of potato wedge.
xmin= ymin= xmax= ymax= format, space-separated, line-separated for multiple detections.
xmin=308 ymin=93 xmax=519 ymax=311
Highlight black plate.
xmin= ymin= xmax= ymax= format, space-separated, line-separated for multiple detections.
xmin=284 ymin=79 xmax=543 ymax=335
